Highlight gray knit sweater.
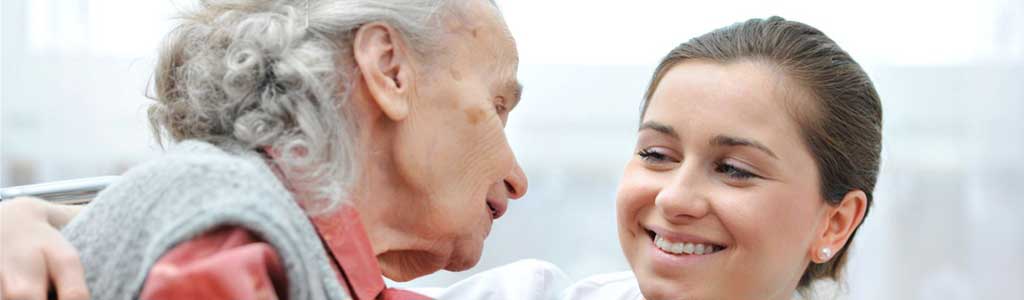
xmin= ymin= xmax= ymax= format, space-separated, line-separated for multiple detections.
xmin=62 ymin=140 xmax=351 ymax=300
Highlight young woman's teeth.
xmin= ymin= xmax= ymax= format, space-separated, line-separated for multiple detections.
xmin=654 ymin=235 xmax=720 ymax=255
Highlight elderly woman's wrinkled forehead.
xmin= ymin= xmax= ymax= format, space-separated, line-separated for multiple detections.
xmin=438 ymin=0 xmax=518 ymax=74
xmin=443 ymin=1 xmax=514 ymax=49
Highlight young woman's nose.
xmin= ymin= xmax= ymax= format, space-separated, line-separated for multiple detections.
xmin=655 ymin=165 xmax=710 ymax=222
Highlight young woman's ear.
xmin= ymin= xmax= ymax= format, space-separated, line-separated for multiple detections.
xmin=810 ymin=190 xmax=867 ymax=263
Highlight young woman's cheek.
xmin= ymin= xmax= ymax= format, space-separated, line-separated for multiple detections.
xmin=617 ymin=162 xmax=666 ymax=213
xmin=616 ymin=162 xmax=659 ymax=242
xmin=720 ymin=188 xmax=818 ymax=294
xmin=616 ymin=165 xmax=643 ymax=223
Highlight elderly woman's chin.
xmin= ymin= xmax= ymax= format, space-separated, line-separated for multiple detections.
xmin=449 ymin=224 xmax=496 ymax=268
xmin=442 ymin=203 xmax=496 ymax=271
xmin=381 ymin=225 xmax=490 ymax=281
xmin=380 ymin=249 xmax=461 ymax=282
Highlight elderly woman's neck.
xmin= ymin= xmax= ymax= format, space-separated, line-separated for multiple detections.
xmin=346 ymin=109 xmax=450 ymax=281
xmin=348 ymin=169 xmax=450 ymax=281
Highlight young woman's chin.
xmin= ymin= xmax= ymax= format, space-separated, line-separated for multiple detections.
xmin=630 ymin=244 xmax=722 ymax=300
xmin=635 ymin=275 xmax=705 ymax=300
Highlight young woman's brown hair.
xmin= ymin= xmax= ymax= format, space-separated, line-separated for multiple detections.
xmin=641 ymin=16 xmax=883 ymax=290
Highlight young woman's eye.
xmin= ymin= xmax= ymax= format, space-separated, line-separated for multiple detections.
xmin=714 ymin=162 xmax=759 ymax=180
xmin=637 ymin=148 xmax=673 ymax=163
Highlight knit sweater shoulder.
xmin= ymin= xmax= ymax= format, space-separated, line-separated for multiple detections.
xmin=61 ymin=140 xmax=351 ymax=300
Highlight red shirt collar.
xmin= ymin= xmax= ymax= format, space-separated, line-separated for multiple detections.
xmin=309 ymin=205 xmax=384 ymax=300
xmin=309 ymin=205 xmax=430 ymax=300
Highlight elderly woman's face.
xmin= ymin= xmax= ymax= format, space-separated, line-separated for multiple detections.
xmin=617 ymin=60 xmax=830 ymax=299
xmin=379 ymin=3 xmax=527 ymax=275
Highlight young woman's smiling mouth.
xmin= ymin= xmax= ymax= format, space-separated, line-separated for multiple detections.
xmin=643 ymin=225 xmax=727 ymax=256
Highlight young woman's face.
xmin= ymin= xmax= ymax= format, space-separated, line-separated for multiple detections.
xmin=617 ymin=60 xmax=831 ymax=299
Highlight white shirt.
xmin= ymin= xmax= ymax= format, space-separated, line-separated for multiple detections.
xmin=411 ymin=261 xmax=811 ymax=299
xmin=407 ymin=259 xmax=642 ymax=300
xmin=409 ymin=259 xmax=571 ymax=300
xmin=561 ymin=271 xmax=643 ymax=300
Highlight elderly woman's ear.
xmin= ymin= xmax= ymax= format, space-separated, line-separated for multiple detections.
xmin=353 ymin=22 xmax=413 ymax=121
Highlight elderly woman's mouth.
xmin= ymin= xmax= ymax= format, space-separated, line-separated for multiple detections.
xmin=486 ymin=198 xmax=507 ymax=219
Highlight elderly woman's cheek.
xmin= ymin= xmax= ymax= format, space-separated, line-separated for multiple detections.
xmin=472 ymin=117 xmax=517 ymax=174
xmin=463 ymin=105 xmax=490 ymax=126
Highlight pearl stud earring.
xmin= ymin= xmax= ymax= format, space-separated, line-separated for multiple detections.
xmin=818 ymin=247 xmax=833 ymax=261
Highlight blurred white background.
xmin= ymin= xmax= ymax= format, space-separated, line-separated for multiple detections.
xmin=2 ymin=0 xmax=1023 ymax=299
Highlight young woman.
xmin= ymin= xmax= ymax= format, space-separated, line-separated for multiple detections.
xmin=564 ymin=16 xmax=881 ymax=299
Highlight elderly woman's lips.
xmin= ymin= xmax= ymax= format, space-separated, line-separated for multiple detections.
xmin=486 ymin=198 xmax=507 ymax=219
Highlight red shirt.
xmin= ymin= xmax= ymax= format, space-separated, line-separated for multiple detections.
xmin=139 ymin=205 xmax=429 ymax=300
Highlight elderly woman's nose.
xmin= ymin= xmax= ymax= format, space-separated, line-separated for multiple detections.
xmin=503 ymin=163 xmax=528 ymax=200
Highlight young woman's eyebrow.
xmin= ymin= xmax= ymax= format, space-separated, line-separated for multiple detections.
xmin=710 ymin=135 xmax=778 ymax=159
xmin=639 ymin=121 xmax=678 ymax=138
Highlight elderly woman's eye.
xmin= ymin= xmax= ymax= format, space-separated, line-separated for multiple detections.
xmin=493 ymin=96 xmax=509 ymax=114
xmin=714 ymin=162 xmax=759 ymax=180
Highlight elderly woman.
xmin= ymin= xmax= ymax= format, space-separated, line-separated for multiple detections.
xmin=0 ymin=0 xmax=527 ymax=299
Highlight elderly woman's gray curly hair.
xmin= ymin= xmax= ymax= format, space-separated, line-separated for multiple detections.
xmin=148 ymin=0 xmax=477 ymax=212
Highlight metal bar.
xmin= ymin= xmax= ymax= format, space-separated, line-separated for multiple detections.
xmin=0 ymin=176 xmax=120 ymax=204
